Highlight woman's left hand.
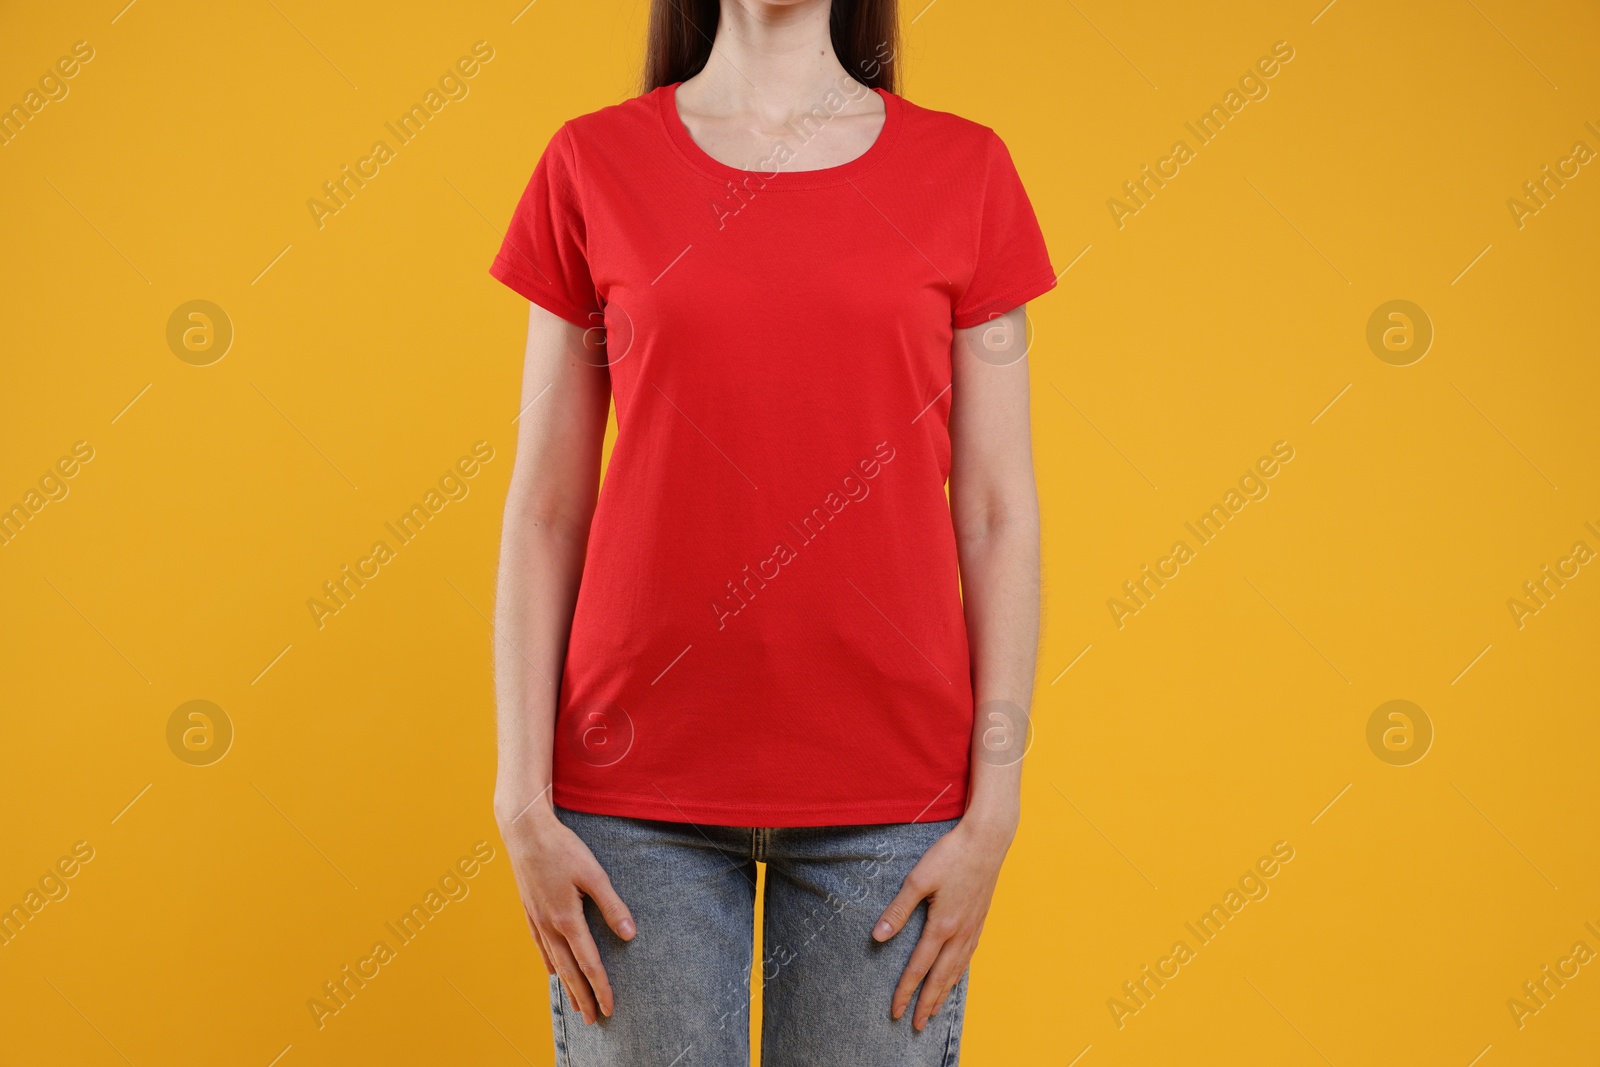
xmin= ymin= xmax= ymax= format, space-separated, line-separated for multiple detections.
xmin=872 ymin=814 xmax=1017 ymax=1029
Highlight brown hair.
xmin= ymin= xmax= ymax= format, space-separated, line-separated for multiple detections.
xmin=643 ymin=0 xmax=900 ymax=94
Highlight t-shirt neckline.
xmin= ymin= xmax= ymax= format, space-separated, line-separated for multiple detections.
xmin=658 ymin=81 xmax=902 ymax=189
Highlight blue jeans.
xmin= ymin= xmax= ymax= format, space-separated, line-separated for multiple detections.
xmin=551 ymin=807 xmax=968 ymax=1066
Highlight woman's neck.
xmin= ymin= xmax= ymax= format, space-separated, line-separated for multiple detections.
xmin=683 ymin=0 xmax=857 ymax=123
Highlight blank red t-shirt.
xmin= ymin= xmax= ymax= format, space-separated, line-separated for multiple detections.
xmin=490 ymin=81 xmax=1056 ymax=827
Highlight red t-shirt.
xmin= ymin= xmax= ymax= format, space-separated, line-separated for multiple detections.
xmin=490 ymin=81 xmax=1056 ymax=827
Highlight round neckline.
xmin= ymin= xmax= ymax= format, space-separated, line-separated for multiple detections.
xmin=658 ymin=81 xmax=902 ymax=189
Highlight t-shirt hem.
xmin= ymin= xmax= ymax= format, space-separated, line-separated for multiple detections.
xmin=552 ymin=783 xmax=968 ymax=828
xmin=489 ymin=254 xmax=597 ymax=329
xmin=952 ymin=271 xmax=1060 ymax=330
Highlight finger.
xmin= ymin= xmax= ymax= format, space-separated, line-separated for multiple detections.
xmin=873 ymin=872 xmax=929 ymax=942
xmin=540 ymin=926 xmax=585 ymax=1018
xmin=542 ymin=922 xmax=601 ymax=1025
xmin=544 ymin=931 xmax=585 ymax=1017
xmin=525 ymin=908 xmax=556 ymax=975
xmin=914 ymin=935 xmax=974 ymax=1030
xmin=576 ymin=864 xmax=637 ymax=942
xmin=891 ymin=914 xmax=950 ymax=1021
xmin=555 ymin=909 xmax=617 ymax=1019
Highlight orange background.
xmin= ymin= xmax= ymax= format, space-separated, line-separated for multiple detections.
xmin=1 ymin=1 xmax=1597 ymax=1064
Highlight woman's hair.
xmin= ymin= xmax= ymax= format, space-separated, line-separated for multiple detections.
xmin=643 ymin=0 xmax=900 ymax=94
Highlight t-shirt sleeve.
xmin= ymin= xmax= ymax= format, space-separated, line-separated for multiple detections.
xmin=952 ymin=130 xmax=1058 ymax=329
xmin=489 ymin=122 xmax=603 ymax=328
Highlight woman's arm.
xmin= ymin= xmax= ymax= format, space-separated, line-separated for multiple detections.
xmin=873 ymin=304 xmax=1041 ymax=1029
xmin=948 ymin=305 xmax=1041 ymax=832
xmin=493 ymin=302 xmax=635 ymax=1026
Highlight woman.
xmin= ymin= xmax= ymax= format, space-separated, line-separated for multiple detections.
xmin=488 ymin=1 xmax=1054 ymax=1062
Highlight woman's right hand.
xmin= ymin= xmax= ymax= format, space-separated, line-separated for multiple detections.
xmin=498 ymin=802 xmax=637 ymax=1024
